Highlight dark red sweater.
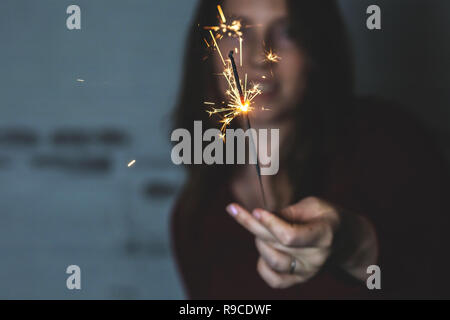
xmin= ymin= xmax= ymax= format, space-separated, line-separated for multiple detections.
xmin=170 ymin=99 xmax=450 ymax=299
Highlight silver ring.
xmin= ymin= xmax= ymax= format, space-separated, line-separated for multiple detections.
xmin=289 ymin=258 xmax=296 ymax=274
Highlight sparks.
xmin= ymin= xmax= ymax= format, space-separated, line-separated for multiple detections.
xmin=203 ymin=6 xmax=262 ymax=134
xmin=206 ymin=58 xmax=261 ymax=133
xmin=217 ymin=5 xmax=226 ymax=23
xmin=209 ymin=30 xmax=225 ymax=66
xmin=239 ymin=37 xmax=243 ymax=66
xmin=204 ymin=6 xmax=262 ymax=135
xmin=204 ymin=6 xmax=243 ymax=38
xmin=264 ymin=48 xmax=281 ymax=63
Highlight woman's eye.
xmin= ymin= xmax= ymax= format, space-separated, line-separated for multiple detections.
xmin=270 ymin=23 xmax=295 ymax=49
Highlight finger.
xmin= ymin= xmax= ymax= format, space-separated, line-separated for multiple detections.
xmin=253 ymin=209 xmax=332 ymax=247
xmin=226 ymin=203 xmax=276 ymax=242
xmin=279 ymin=196 xmax=324 ymax=222
xmin=269 ymin=243 xmax=331 ymax=271
xmin=279 ymin=203 xmax=307 ymax=223
xmin=256 ymin=257 xmax=306 ymax=289
xmin=255 ymin=238 xmax=291 ymax=273
xmin=256 ymin=239 xmax=320 ymax=276
xmin=270 ymin=243 xmax=331 ymax=263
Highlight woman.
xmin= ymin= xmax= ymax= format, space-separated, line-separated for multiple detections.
xmin=170 ymin=0 xmax=450 ymax=299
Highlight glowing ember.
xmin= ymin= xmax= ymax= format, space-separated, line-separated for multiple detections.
xmin=240 ymin=102 xmax=249 ymax=112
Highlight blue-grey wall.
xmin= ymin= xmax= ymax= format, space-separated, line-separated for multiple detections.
xmin=0 ymin=0 xmax=197 ymax=299
xmin=0 ymin=0 xmax=448 ymax=299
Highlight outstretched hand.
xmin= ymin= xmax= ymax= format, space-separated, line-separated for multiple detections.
xmin=226 ymin=196 xmax=377 ymax=288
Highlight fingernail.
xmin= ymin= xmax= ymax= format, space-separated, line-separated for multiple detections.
xmin=253 ymin=209 xmax=262 ymax=220
xmin=227 ymin=204 xmax=238 ymax=216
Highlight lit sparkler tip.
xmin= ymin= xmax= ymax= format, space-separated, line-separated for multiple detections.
xmin=240 ymin=102 xmax=249 ymax=112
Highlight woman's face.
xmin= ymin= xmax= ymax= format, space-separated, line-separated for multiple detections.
xmin=213 ymin=0 xmax=308 ymax=125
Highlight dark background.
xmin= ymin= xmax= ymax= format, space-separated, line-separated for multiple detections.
xmin=0 ymin=0 xmax=448 ymax=299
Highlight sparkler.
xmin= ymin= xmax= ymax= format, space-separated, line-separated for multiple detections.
xmin=202 ymin=5 xmax=277 ymax=209
xmin=228 ymin=51 xmax=267 ymax=208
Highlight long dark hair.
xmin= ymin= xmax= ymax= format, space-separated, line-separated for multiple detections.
xmin=172 ymin=0 xmax=355 ymax=213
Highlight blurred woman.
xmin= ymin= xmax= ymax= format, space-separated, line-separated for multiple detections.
xmin=170 ymin=0 xmax=450 ymax=299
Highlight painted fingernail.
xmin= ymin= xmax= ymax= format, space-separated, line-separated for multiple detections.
xmin=227 ymin=204 xmax=238 ymax=216
xmin=253 ymin=210 xmax=261 ymax=220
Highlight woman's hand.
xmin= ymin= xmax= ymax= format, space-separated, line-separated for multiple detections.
xmin=226 ymin=196 xmax=378 ymax=289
